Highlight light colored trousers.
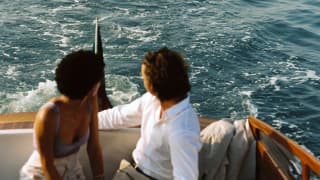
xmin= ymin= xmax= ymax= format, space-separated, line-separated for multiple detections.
xmin=20 ymin=151 xmax=85 ymax=180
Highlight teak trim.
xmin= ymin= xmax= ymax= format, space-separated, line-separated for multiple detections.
xmin=248 ymin=116 xmax=320 ymax=179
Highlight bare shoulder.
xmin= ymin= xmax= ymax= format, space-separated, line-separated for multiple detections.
xmin=34 ymin=101 xmax=58 ymax=128
xmin=34 ymin=100 xmax=59 ymax=147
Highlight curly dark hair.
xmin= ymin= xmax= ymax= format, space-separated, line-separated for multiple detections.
xmin=55 ymin=50 xmax=105 ymax=100
xmin=142 ymin=47 xmax=191 ymax=101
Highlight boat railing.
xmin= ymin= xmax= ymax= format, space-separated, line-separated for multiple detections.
xmin=248 ymin=116 xmax=320 ymax=180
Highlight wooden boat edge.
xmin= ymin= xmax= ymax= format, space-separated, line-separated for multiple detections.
xmin=249 ymin=116 xmax=320 ymax=179
xmin=0 ymin=112 xmax=214 ymax=130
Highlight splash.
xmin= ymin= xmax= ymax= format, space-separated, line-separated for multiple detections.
xmin=0 ymin=80 xmax=57 ymax=113
xmin=104 ymin=74 xmax=140 ymax=105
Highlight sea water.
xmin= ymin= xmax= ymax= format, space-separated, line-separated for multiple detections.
xmin=1 ymin=0 xmax=319 ymax=169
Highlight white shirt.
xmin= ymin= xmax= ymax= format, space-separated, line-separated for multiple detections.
xmin=98 ymin=92 xmax=202 ymax=180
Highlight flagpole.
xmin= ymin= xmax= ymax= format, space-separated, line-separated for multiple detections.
xmin=94 ymin=17 xmax=113 ymax=110
xmin=95 ymin=17 xmax=98 ymax=54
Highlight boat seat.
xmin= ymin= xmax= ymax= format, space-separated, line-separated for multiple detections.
xmin=0 ymin=128 xmax=140 ymax=180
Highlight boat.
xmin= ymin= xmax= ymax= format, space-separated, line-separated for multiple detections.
xmin=0 ymin=113 xmax=319 ymax=179
xmin=0 ymin=18 xmax=319 ymax=179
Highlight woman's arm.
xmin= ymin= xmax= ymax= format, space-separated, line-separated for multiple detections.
xmin=34 ymin=106 xmax=62 ymax=180
xmin=87 ymin=95 xmax=104 ymax=179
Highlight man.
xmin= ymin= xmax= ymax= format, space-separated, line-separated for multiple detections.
xmin=98 ymin=47 xmax=202 ymax=179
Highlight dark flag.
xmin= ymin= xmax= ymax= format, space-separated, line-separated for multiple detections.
xmin=93 ymin=17 xmax=112 ymax=110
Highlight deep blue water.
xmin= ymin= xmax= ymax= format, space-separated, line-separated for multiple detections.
xmin=1 ymin=0 xmax=319 ymax=167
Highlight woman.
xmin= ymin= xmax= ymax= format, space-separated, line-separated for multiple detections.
xmin=20 ymin=50 xmax=104 ymax=180
xmin=99 ymin=47 xmax=202 ymax=179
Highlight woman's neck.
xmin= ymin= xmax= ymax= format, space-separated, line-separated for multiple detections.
xmin=58 ymin=95 xmax=84 ymax=107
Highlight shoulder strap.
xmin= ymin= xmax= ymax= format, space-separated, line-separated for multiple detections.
xmin=45 ymin=102 xmax=60 ymax=133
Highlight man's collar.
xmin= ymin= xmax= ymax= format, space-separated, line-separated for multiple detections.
xmin=161 ymin=96 xmax=190 ymax=122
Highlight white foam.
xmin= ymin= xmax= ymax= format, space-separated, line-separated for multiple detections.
xmin=43 ymin=31 xmax=68 ymax=47
xmin=5 ymin=66 xmax=18 ymax=77
xmin=2 ymin=51 xmax=10 ymax=57
xmin=59 ymin=36 xmax=70 ymax=47
xmin=113 ymin=7 xmax=130 ymax=15
xmin=3 ymin=80 xmax=57 ymax=113
xmin=241 ymin=35 xmax=251 ymax=42
xmin=240 ymin=90 xmax=253 ymax=97
xmin=245 ymin=99 xmax=258 ymax=116
xmin=104 ymin=74 xmax=140 ymax=105
xmin=269 ymin=76 xmax=285 ymax=91
xmin=51 ymin=5 xmax=89 ymax=14
xmin=239 ymin=91 xmax=258 ymax=117
xmin=305 ymin=70 xmax=320 ymax=80
xmin=30 ymin=16 xmax=59 ymax=27
xmin=277 ymin=56 xmax=299 ymax=69
xmin=243 ymin=72 xmax=256 ymax=77
xmin=120 ymin=26 xmax=161 ymax=42
xmin=264 ymin=69 xmax=320 ymax=91
xmin=272 ymin=119 xmax=289 ymax=129
xmin=190 ymin=64 xmax=208 ymax=81
xmin=1 ymin=74 xmax=141 ymax=113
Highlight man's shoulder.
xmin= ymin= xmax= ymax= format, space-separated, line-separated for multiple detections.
xmin=141 ymin=92 xmax=156 ymax=100
xmin=140 ymin=92 xmax=158 ymax=105
xmin=167 ymin=111 xmax=200 ymax=135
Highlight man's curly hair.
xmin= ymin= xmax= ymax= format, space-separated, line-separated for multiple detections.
xmin=142 ymin=47 xmax=191 ymax=101
xmin=55 ymin=50 xmax=105 ymax=100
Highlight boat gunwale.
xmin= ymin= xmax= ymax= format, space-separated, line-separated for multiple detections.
xmin=249 ymin=116 xmax=320 ymax=178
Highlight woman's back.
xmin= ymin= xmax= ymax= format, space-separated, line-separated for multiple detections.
xmin=39 ymin=100 xmax=91 ymax=158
